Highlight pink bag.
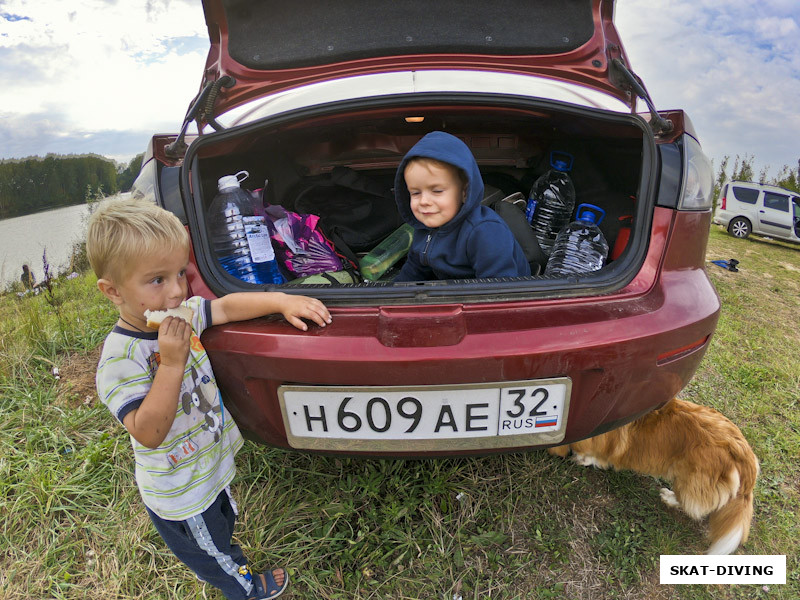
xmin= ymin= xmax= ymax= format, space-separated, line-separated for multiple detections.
xmin=263 ymin=204 xmax=347 ymax=278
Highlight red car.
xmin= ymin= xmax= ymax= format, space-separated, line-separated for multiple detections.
xmin=132 ymin=0 xmax=719 ymax=456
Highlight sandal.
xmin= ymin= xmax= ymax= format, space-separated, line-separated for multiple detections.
xmin=249 ymin=567 xmax=289 ymax=600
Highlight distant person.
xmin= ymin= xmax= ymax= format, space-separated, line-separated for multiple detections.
xmin=20 ymin=264 xmax=36 ymax=289
xmin=393 ymin=131 xmax=531 ymax=281
xmin=87 ymin=197 xmax=332 ymax=600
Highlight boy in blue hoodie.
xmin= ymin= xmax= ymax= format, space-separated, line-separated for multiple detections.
xmin=394 ymin=131 xmax=531 ymax=281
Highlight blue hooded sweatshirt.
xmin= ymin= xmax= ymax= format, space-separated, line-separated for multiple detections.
xmin=394 ymin=131 xmax=531 ymax=281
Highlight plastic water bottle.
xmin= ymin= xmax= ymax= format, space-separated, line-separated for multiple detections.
xmin=358 ymin=223 xmax=414 ymax=281
xmin=207 ymin=171 xmax=285 ymax=285
xmin=544 ymin=203 xmax=609 ymax=277
xmin=525 ymin=151 xmax=576 ymax=255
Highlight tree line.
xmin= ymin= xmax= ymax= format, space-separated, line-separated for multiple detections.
xmin=0 ymin=153 xmax=143 ymax=220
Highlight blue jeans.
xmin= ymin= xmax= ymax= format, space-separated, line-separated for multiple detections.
xmin=146 ymin=489 xmax=255 ymax=599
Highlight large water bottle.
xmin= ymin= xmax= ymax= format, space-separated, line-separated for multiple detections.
xmin=544 ymin=203 xmax=609 ymax=277
xmin=207 ymin=171 xmax=285 ymax=285
xmin=525 ymin=151 xmax=576 ymax=255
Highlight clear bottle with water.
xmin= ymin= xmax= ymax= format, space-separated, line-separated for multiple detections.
xmin=525 ymin=151 xmax=576 ymax=255
xmin=207 ymin=171 xmax=285 ymax=285
xmin=544 ymin=203 xmax=609 ymax=277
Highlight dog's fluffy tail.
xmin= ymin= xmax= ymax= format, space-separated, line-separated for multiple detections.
xmin=706 ymin=457 xmax=759 ymax=555
xmin=706 ymin=490 xmax=754 ymax=554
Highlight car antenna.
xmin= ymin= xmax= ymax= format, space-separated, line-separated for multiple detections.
xmin=610 ymin=58 xmax=673 ymax=136
xmin=165 ymin=75 xmax=236 ymax=158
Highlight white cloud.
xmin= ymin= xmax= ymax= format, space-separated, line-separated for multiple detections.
xmin=754 ymin=16 xmax=798 ymax=37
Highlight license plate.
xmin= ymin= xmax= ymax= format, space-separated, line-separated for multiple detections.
xmin=279 ymin=379 xmax=571 ymax=452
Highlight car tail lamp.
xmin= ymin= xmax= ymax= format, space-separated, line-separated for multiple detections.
xmin=131 ymin=158 xmax=158 ymax=205
xmin=678 ymin=135 xmax=714 ymax=211
xmin=656 ymin=335 xmax=710 ymax=365
xmin=721 ymin=195 xmax=727 ymax=210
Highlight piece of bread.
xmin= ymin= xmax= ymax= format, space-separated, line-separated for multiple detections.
xmin=144 ymin=305 xmax=194 ymax=329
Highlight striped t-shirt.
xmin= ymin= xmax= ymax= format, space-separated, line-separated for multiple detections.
xmin=96 ymin=296 xmax=244 ymax=521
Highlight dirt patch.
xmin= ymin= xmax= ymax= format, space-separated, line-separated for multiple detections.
xmin=56 ymin=344 xmax=102 ymax=408
xmin=779 ymin=261 xmax=800 ymax=273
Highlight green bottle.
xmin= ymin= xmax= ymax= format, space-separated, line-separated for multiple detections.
xmin=359 ymin=224 xmax=414 ymax=281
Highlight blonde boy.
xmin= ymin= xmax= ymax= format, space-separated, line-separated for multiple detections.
xmin=393 ymin=131 xmax=530 ymax=281
xmin=88 ymin=196 xmax=330 ymax=600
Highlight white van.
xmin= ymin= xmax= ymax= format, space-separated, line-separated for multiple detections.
xmin=713 ymin=181 xmax=800 ymax=242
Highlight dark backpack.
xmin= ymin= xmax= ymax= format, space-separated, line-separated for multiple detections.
xmin=292 ymin=167 xmax=405 ymax=258
xmin=491 ymin=195 xmax=547 ymax=275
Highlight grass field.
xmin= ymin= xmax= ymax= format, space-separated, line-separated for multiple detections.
xmin=0 ymin=226 xmax=797 ymax=599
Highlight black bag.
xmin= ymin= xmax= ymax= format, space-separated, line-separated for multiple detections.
xmin=491 ymin=196 xmax=547 ymax=275
xmin=292 ymin=167 xmax=404 ymax=255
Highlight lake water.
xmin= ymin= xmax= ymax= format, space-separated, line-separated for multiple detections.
xmin=0 ymin=193 xmax=130 ymax=287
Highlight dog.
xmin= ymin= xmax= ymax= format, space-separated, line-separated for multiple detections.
xmin=548 ymin=398 xmax=759 ymax=555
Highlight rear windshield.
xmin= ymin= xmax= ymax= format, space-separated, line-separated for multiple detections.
xmin=731 ymin=186 xmax=759 ymax=204
xmin=223 ymin=0 xmax=595 ymax=70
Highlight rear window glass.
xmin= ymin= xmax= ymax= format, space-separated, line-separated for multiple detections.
xmin=763 ymin=193 xmax=789 ymax=212
xmin=731 ymin=187 xmax=759 ymax=204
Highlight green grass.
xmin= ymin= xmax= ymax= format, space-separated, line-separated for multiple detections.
xmin=1 ymin=225 xmax=798 ymax=599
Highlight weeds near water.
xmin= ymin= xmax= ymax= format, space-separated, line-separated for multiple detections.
xmin=0 ymin=268 xmax=116 ymax=383
xmin=63 ymin=185 xmax=105 ymax=277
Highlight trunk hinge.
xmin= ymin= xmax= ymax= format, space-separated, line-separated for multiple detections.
xmin=609 ymin=57 xmax=673 ymax=136
xmin=165 ymin=75 xmax=236 ymax=159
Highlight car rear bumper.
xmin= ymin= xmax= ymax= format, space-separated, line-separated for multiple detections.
xmin=712 ymin=210 xmax=733 ymax=228
xmin=197 ymin=208 xmax=719 ymax=456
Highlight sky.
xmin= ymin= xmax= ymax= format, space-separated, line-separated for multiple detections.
xmin=0 ymin=0 xmax=799 ymax=179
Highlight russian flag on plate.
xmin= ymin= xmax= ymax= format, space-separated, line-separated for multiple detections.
xmin=535 ymin=415 xmax=558 ymax=428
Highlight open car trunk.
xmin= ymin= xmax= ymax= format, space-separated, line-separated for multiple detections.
xmin=183 ymin=93 xmax=656 ymax=304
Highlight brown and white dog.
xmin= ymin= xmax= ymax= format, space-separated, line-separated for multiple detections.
xmin=548 ymin=398 xmax=759 ymax=555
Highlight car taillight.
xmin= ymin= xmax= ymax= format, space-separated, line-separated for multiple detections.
xmin=131 ymin=157 xmax=158 ymax=204
xmin=721 ymin=196 xmax=726 ymax=210
xmin=678 ymin=135 xmax=714 ymax=211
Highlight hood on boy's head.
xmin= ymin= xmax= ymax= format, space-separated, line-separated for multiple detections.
xmin=394 ymin=131 xmax=484 ymax=229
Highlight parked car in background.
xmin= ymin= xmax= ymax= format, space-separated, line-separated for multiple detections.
xmin=714 ymin=181 xmax=800 ymax=242
xmin=131 ymin=0 xmax=720 ymax=457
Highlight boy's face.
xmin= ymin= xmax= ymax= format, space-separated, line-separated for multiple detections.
xmin=405 ymin=161 xmax=466 ymax=229
xmin=98 ymin=246 xmax=190 ymax=330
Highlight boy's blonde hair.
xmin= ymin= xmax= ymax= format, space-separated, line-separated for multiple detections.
xmin=87 ymin=196 xmax=189 ymax=282
xmin=405 ymin=156 xmax=469 ymax=188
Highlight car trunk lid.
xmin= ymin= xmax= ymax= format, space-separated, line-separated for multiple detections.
xmin=199 ymin=0 xmax=635 ymax=119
